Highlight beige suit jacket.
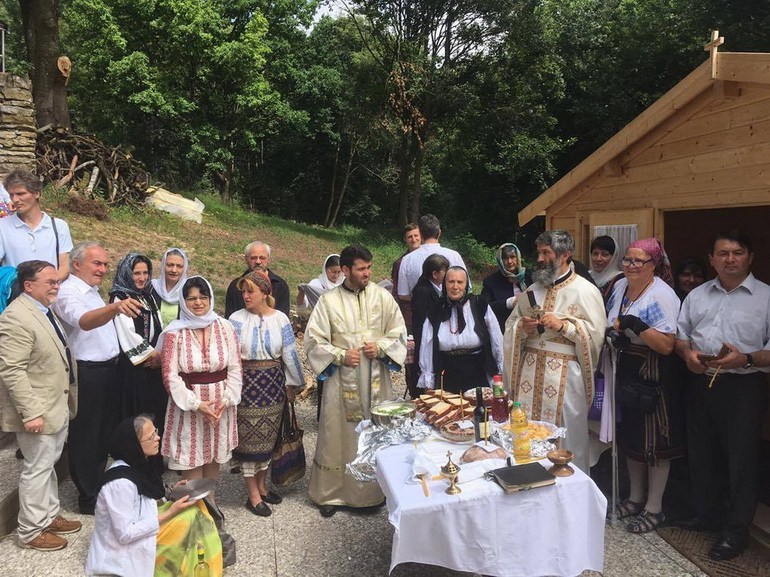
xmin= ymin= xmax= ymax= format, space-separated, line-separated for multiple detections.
xmin=0 ymin=294 xmax=78 ymax=433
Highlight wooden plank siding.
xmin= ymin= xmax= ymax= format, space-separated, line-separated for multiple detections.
xmin=546 ymin=83 xmax=770 ymax=261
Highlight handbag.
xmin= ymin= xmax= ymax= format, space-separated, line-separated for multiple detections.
xmin=202 ymin=496 xmax=237 ymax=568
xmin=588 ymin=370 xmax=605 ymax=421
xmin=617 ymin=379 xmax=660 ymax=415
xmin=270 ymin=401 xmax=306 ymax=486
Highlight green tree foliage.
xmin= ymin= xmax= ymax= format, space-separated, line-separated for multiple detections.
xmin=10 ymin=0 xmax=770 ymax=251
xmin=61 ymin=0 xmax=294 ymax=198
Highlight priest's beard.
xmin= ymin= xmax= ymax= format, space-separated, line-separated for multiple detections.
xmin=532 ymin=260 xmax=559 ymax=286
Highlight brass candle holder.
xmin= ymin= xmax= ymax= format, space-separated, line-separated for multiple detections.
xmin=441 ymin=450 xmax=461 ymax=495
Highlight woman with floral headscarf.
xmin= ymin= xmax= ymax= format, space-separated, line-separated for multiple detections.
xmin=229 ymin=271 xmax=304 ymax=517
xmin=418 ymin=266 xmax=504 ymax=393
xmin=605 ymin=238 xmax=681 ymax=534
xmin=110 ymin=253 xmax=165 ymax=433
xmin=150 ymin=247 xmax=189 ymax=326
xmin=159 ymin=276 xmax=242 ymax=495
xmin=481 ymin=243 xmax=527 ymax=333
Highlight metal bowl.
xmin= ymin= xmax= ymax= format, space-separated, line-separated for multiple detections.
xmin=370 ymin=400 xmax=416 ymax=425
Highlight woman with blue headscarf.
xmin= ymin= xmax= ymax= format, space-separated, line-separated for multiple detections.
xmin=110 ymin=253 xmax=166 ymax=469
xmin=481 ymin=243 xmax=527 ymax=332
xmin=418 ymin=266 xmax=504 ymax=394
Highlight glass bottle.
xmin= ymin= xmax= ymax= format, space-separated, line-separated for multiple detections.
xmin=194 ymin=542 xmax=211 ymax=577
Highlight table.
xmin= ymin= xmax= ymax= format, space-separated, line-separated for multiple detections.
xmin=375 ymin=439 xmax=606 ymax=577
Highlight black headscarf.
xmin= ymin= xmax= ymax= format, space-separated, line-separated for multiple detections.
xmin=110 ymin=252 xmax=154 ymax=300
xmin=97 ymin=417 xmax=165 ymax=500
xmin=430 ymin=266 xmax=471 ymax=334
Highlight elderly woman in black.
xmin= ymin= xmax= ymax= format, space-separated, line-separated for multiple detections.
xmin=418 ymin=266 xmax=504 ymax=393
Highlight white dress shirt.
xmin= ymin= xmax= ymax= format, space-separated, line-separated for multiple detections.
xmin=0 ymin=212 xmax=73 ymax=268
xmin=677 ymin=272 xmax=770 ymax=374
xmin=397 ymin=243 xmax=467 ymax=296
xmin=85 ymin=460 xmax=160 ymax=577
xmin=51 ymin=274 xmax=120 ymax=361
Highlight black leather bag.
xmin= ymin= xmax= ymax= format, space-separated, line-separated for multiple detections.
xmin=617 ymin=380 xmax=660 ymax=415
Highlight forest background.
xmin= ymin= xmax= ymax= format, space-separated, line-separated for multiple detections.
xmin=3 ymin=0 xmax=770 ymax=250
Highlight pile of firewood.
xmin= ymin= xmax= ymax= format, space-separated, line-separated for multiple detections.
xmin=36 ymin=126 xmax=151 ymax=206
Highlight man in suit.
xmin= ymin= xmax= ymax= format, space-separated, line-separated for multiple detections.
xmin=0 ymin=260 xmax=80 ymax=551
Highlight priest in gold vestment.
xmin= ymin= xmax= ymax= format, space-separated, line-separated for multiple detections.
xmin=304 ymin=244 xmax=407 ymax=517
xmin=503 ymin=231 xmax=605 ymax=473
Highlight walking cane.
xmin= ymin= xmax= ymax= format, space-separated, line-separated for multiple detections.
xmin=610 ymin=343 xmax=619 ymax=526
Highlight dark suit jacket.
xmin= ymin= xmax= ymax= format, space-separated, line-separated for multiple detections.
xmin=410 ymin=277 xmax=442 ymax=366
xmin=0 ymin=295 xmax=77 ymax=433
xmin=225 ymin=268 xmax=290 ymax=318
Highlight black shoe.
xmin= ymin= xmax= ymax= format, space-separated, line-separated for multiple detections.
xmin=708 ymin=536 xmax=746 ymax=561
xmin=261 ymin=491 xmax=283 ymax=505
xmin=319 ymin=505 xmax=338 ymax=518
xmin=672 ymin=516 xmax=721 ymax=533
xmin=245 ymin=500 xmax=272 ymax=517
xmin=355 ymin=500 xmax=386 ymax=514
xmin=230 ymin=465 xmax=241 ymax=474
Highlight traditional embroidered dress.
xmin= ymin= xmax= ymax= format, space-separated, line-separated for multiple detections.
xmin=503 ymin=270 xmax=606 ymax=473
xmin=607 ymin=277 xmax=682 ymax=465
xmin=229 ymin=309 xmax=304 ymax=470
xmin=161 ymin=318 xmax=242 ymax=469
xmin=304 ymin=282 xmax=406 ymax=507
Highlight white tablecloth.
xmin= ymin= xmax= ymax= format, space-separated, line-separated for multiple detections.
xmin=375 ymin=439 xmax=606 ymax=577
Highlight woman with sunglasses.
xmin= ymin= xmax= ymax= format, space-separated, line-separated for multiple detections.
xmin=605 ymin=239 xmax=681 ymax=534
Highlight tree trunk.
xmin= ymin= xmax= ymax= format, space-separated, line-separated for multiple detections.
xmin=328 ymin=138 xmax=357 ymax=228
xmin=18 ymin=0 xmax=71 ymax=129
xmin=324 ymin=142 xmax=340 ymax=227
xmin=397 ymin=132 xmax=411 ymax=226
xmin=408 ymin=138 xmax=424 ymax=223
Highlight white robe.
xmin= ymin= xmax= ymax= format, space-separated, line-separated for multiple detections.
xmin=304 ymin=282 xmax=406 ymax=507
xmin=503 ymin=271 xmax=605 ymax=474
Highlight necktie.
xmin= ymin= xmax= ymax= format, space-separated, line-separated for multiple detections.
xmin=46 ymin=309 xmax=75 ymax=384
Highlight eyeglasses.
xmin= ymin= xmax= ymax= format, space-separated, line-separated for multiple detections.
xmin=621 ymin=257 xmax=653 ymax=268
xmin=33 ymin=279 xmax=61 ymax=287
xmin=140 ymin=427 xmax=159 ymax=443
xmin=185 ymin=295 xmax=211 ymax=303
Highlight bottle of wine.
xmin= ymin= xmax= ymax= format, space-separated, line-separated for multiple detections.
xmin=194 ymin=542 xmax=211 ymax=577
xmin=473 ymin=386 xmax=485 ymax=442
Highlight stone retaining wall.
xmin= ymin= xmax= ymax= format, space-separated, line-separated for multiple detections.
xmin=0 ymin=73 xmax=36 ymax=177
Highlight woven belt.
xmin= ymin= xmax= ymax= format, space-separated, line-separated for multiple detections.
xmin=179 ymin=369 xmax=228 ymax=390
xmin=242 ymin=359 xmax=281 ymax=369
xmin=443 ymin=347 xmax=482 ymax=356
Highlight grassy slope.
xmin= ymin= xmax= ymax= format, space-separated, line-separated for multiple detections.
xmin=48 ymin=190 xmax=495 ymax=313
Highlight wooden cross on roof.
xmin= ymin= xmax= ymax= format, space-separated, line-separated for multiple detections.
xmin=704 ymin=30 xmax=724 ymax=79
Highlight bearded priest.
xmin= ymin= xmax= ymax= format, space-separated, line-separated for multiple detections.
xmin=304 ymin=244 xmax=407 ymax=518
xmin=503 ymin=230 xmax=606 ymax=474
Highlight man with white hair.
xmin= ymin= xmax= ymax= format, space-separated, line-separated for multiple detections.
xmin=503 ymin=230 xmax=605 ymax=473
xmin=224 ymin=241 xmax=290 ymax=318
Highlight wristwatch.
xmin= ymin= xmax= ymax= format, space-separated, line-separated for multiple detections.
xmin=743 ymin=353 xmax=754 ymax=369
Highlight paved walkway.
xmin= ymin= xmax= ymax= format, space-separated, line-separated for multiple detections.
xmin=0 ymin=396 xmax=708 ymax=577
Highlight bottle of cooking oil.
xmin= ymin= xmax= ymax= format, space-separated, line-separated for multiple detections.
xmin=194 ymin=542 xmax=211 ymax=577
xmin=510 ymin=402 xmax=531 ymax=460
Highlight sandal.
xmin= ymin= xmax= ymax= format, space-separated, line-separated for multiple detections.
xmin=608 ymin=499 xmax=644 ymax=520
xmin=626 ymin=510 xmax=665 ymax=534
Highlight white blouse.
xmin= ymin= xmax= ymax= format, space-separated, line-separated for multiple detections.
xmin=113 ymin=295 xmax=161 ymax=365
xmin=85 ymin=460 xmax=160 ymax=577
xmin=418 ymin=301 xmax=504 ymax=388
xmin=228 ymin=309 xmax=304 ymax=389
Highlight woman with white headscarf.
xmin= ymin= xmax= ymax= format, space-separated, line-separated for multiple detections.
xmin=159 ymin=276 xmax=242 ymax=494
xmin=150 ymin=248 xmax=189 ymax=326
xmin=296 ymin=254 xmax=343 ymax=308
xmin=588 ymin=236 xmax=623 ymax=303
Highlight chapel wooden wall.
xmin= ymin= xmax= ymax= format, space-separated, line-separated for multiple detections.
xmin=545 ymin=82 xmax=770 ymax=262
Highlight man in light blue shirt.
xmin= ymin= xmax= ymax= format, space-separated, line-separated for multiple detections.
xmin=675 ymin=230 xmax=770 ymax=561
xmin=0 ymin=170 xmax=73 ymax=281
